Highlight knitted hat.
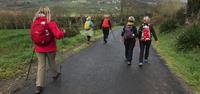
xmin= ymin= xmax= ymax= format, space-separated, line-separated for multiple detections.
xmin=128 ymin=16 xmax=135 ymax=22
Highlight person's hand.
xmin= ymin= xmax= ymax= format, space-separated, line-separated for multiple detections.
xmin=156 ymin=40 xmax=159 ymax=47
xmin=119 ymin=37 xmax=124 ymax=43
xmin=62 ymin=28 xmax=66 ymax=33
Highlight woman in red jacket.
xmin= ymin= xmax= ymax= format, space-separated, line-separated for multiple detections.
xmin=30 ymin=7 xmax=64 ymax=94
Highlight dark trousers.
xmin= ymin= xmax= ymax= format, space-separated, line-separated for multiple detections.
xmin=87 ymin=36 xmax=91 ymax=42
xmin=139 ymin=40 xmax=151 ymax=62
xmin=102 ymin=28 xmax=109 ymax=42
xmin=124 ymin=39 xmax=136 ymax=62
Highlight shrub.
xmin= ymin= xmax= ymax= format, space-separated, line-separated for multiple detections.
xmin=176 ymin=23 xmax=200 ymax=51
xmin=175 ymin=8 xmax=186 ymax=25
xmin=160 ymin=18 xmax=178 ymax=33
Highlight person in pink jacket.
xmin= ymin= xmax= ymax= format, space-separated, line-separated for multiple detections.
xmin=30 ymin=7 xmax=64 ymax=94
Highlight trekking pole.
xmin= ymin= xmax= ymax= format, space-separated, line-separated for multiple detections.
xmin=111 ymin=30 xmax=116 ymax=40
xmin=60 ymin=30 xmax=65 ymax=73
xmin=60 ymin=37 xmax=64 ymax=73
xmin=26 ymin=50 xmax=35 ymax=80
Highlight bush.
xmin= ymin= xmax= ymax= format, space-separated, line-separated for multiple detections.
xmin=175 ymin=8 xmax=186 ymax=25
xmin=160 ymin=18 xmax=178 ymax=33
xmin=176 ymin=23 xmax=200 ymax=51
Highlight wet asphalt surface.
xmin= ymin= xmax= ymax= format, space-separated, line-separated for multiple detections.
xmin=16 ymin=28 xmax=189 ymax=94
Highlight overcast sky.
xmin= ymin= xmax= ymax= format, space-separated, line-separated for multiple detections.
xmin=180 ymin=0 xmax=187 ymax=2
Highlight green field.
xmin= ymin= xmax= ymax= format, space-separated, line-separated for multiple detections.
xmin=0 ymin=29 xmax=102 ymax=79
xmin=0 ymin=0 xmax=119 ymax=15
xmin=154 ymin=27 xmax=200 ymax=94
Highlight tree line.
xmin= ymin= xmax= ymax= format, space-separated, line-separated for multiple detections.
xmin=0 ymin=9 xmax=122 ymax=37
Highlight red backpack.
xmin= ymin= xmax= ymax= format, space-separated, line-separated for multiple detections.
xmin=102 ymin=18 xmax=109 ymax=28
xmin=30 ymin=17 xmax=53 ymax=46
xmin=141 ymin=24 xmax=151 ymax=41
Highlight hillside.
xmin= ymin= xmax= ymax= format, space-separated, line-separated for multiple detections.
xmin=0 ymin=0 xmax=64 ymax=10
xmin=0 ymin=0 xmax=185 ymax=16
xmin=0 ymin=0 xmax=166 ymax=10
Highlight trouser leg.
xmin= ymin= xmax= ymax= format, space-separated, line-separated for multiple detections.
xmin=139 ymin=41 xmax=146 ymax=63
xmin=103 ymin=29 xmax=109 ymax=42
xmin=127 ymin=39 xmax=135 ymax=62
xmin=124 ymin=39 xmax=129 ymax=59
xmin=144 ymin=40 xmax=152 ymax=60
xmin=125 ymin=39 xmax=136 ymax=62
xmin=36 ymin=52 xmax=46 ymax=87
xmin=87 ymin=36 xmax=91 ymax=42
xmin=46 ymin=52 xmax=59 ymax=75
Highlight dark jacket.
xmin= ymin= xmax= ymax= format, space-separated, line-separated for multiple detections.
xmin=138 ymin=23 xmax=158 ymax=41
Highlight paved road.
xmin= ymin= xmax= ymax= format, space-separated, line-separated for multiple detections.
xmin=17 ymin=28 xmax=189 ymax=94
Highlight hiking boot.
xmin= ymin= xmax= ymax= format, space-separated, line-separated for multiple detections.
xmin=138 ymin=62 xmax=143 ymax=67
xmin=128 ymin=61 xmax=132 ymax=66
xmin=53 ymin=73 xmax=61 ymax=80
xmin=35 ymin=86 xmax=43 ymax=94
xmin=144 ymin=59 xmax=148 ymax=63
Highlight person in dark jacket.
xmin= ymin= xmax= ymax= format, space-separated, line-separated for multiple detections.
xmin=138 ymin=16 xmax=158 ymax=67
xmin=121 ymin=16 xmax=138 ymax=65
xmin=100 ymin=14 xmax=112 ymax=44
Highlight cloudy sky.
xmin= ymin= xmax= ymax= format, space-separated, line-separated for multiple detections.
xmin=180 ymin=0 xmax=187 ymax=2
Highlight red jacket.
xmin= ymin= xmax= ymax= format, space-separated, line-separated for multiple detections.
xmin=31 ymin=17 xmax=64 ymax=52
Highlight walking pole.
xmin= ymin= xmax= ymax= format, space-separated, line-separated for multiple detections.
xmin=60 ymin=29 xmax=65 ymax=73
xmin=110 ymin=30 xmax=116 ymax=40
xmin=26 ymin=50 xmax=35 ymax=80
xmin=59 ymin=37 xmax=64 ymax=73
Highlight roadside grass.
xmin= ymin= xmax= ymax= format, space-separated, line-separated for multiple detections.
xmin=0 ymin=29 xmax=102 ymax=79
xmin=154 ymin=27 xmax=200 ymax=94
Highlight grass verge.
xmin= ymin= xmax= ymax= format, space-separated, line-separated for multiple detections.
xmin=0 ymin=29 xmax=102 ymax=79
xmin=154 ymin=27 xmax=200 ymax=94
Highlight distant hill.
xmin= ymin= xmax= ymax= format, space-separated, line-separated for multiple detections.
xmin=0 ymin=0 xmax=185 ymax=16
xmin=0 ymin=0 xmax=64 ymax=10
xmin=0 ymin=0 xmax=167 ymax=10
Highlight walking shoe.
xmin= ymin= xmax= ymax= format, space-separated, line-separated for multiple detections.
xmin=144 ymin=59 xmax=148 ymax=63
xmin=138 ymin=62 xmax=143 ymax=67
xmin=35 ymin=86 xmax=43 ymax=94
xmin=104 ymin=40 xmax=107 ymax=44
xmin=53 ymin=73 xmax=61 ymax=80
xmin=128 ymin=61 xmax=132 ymax=66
